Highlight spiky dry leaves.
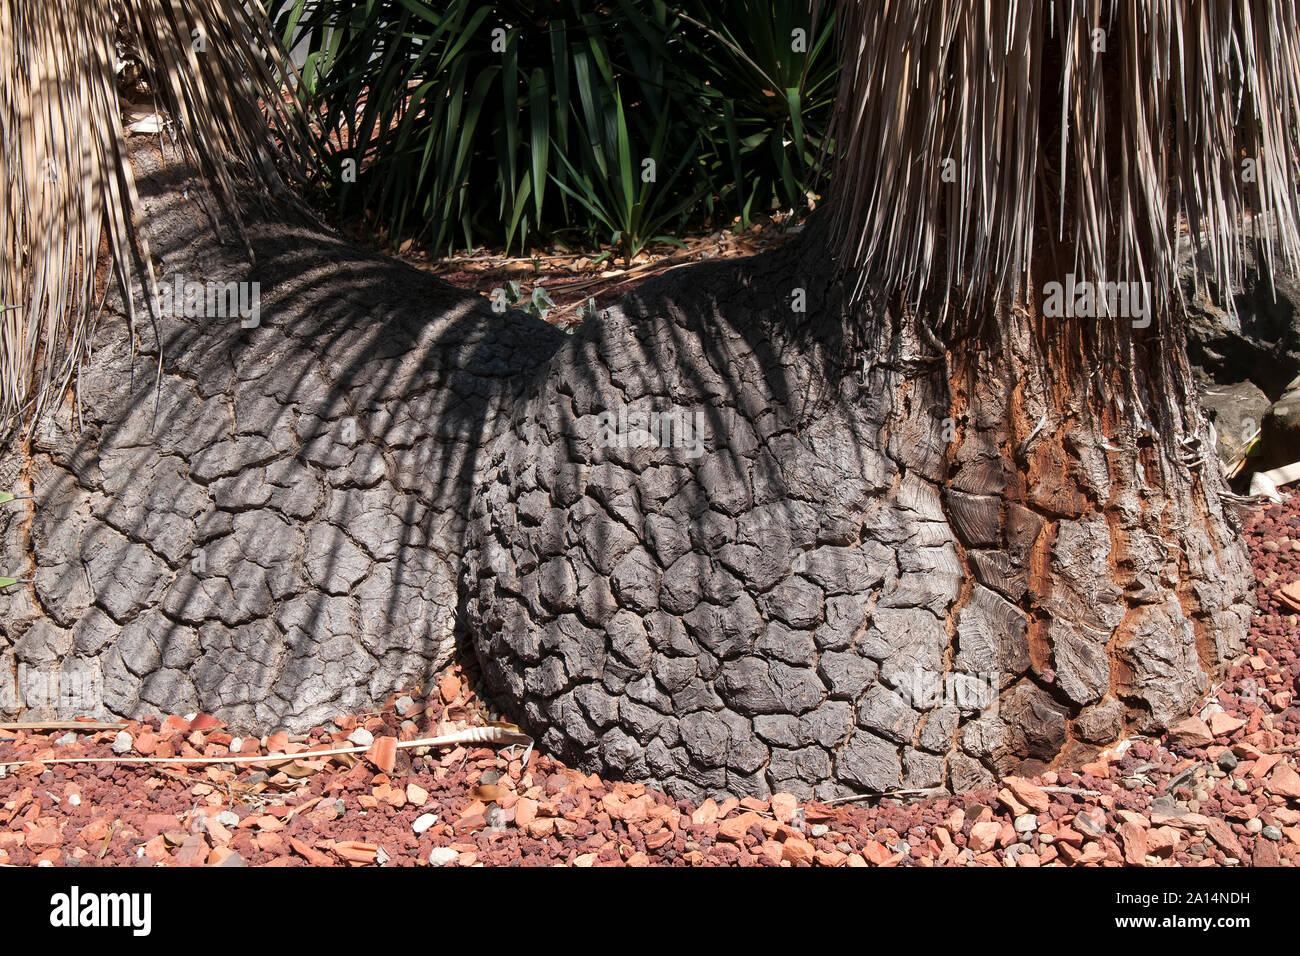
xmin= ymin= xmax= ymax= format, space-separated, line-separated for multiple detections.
xmin=826 ymin=0 xmax=1300 ymax=333
xmin=0 ymin=0 xmax=313 ymax=435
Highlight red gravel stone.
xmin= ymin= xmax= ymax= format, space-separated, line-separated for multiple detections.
xmin=4 ymin=497 xmax=1300 ymax=867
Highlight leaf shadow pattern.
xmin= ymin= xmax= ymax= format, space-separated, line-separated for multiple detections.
xmin=2 ymin=142 xmax=563 ymax=731
xmin=0 ymin=147 xmax=1251 ymax=805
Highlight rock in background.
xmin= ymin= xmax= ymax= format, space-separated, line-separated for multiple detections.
xmin=1199 ymin=381 xmax=1270 ymax=471
xmin=1184 ymin=239 xmax=1300 ymax=474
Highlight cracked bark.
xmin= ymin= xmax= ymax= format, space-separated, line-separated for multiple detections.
xmin=467 ymin=216 xmax=1252 ymax=801
xmin=0 ymin=146 xmax=1252 ymax=801
xmin=0 ymin=143 xmax=564 ymax=729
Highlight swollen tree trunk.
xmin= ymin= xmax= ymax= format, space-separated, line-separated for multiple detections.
xmin=467 ymin=218 xmax=1252 ymax=801
xmin=0 ymin=166 xmax=1247 ymax=798
xmin=3 ymin=2 xmax=1271 ymax=803
xmin=0 ymin=144 xmax=565 ymax=730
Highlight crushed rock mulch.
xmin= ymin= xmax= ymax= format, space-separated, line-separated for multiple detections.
xmin=3 ymin=500 xmax=1300 ymax=868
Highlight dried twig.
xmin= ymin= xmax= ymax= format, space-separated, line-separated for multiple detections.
xmin=1038 ymin=786 xmax=1103 ymax=797
xmin=0 ymin=724 xmax=531 ymax=770
xmin=825 ymin=787 xmax=946 ymax=806
xmin=0 ymin=720 xmax=127 ymax=732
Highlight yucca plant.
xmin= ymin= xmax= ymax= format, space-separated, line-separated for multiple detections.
xmin=551 ymin=89 xmax=707 ymax=266
xmin=0 ymin=0 xmax=314 ymax=436
xmin=619 ymin=0 xmax=838 ymax=226
xmin=265 ymin=0 xmax=836 ymax=254
xmin=267 ymin=0 xmax=499 ymax=248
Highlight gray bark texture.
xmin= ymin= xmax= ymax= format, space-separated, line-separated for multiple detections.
xmin=465 ymin=220 xmax=1254 ymax=801
xmin=0 ymin=145 xmax=563 ymax=729
xmin=0 ymin=148 xmax=1253 ymax=801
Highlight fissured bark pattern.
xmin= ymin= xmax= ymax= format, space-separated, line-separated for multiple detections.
xmin=0 ymin=148 xmax=564 ymax=730
xmin=0 ymin=152 xmax=1253 ymax=799
xmin=467 ymin=228 xmax=1253 ymax=801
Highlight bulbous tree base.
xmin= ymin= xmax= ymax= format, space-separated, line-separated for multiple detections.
xmin=0 ymin=152 xmax=1254 ymax=801
xmin=0 ymin=146 xmax=564 ymax=730
xmin=467 ymin=226 xmax=1253 ymax=801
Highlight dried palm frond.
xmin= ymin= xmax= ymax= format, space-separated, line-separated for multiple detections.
xmin=826 ymin=0 xmax=1300 ymax=334
xmin=0 ymin=0 xmax=314 ymax=436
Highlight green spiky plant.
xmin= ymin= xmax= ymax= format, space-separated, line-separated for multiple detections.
xmin=0 ymin=0 xmax=314 ymax=436
xmin=263 ymin=0 xmax=837 ymax=255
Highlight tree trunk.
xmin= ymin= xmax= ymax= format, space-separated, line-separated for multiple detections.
xmin=0 ymin=146 xmax=1253 ymax=802
xmin=468 ymin=217 xmax=1252 ymax=801
xmin=0 ymin=143 xmax=564 ymax=729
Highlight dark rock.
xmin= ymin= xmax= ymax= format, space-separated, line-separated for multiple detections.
xmin=1183 ymin=244 xmax=1300 ymax=399
xmin=1198 ymin=380 xmax=1270 ymax=467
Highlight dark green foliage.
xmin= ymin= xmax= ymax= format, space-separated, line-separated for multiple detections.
xmin=267 ymin=0 xmax=835 ymax=254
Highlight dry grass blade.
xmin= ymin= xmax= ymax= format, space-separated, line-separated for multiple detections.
xmin=0 ymin=0 xmax=315 ymax=436
xmin=827 ymin=0 xmax=1300 ymax=336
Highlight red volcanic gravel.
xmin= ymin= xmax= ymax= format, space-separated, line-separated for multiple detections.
xmin=2 ymin=501 xmax=1300 ymax=867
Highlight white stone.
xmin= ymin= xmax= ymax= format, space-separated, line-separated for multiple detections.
xmin=429 ymin=847 xmax=458 ymax=867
